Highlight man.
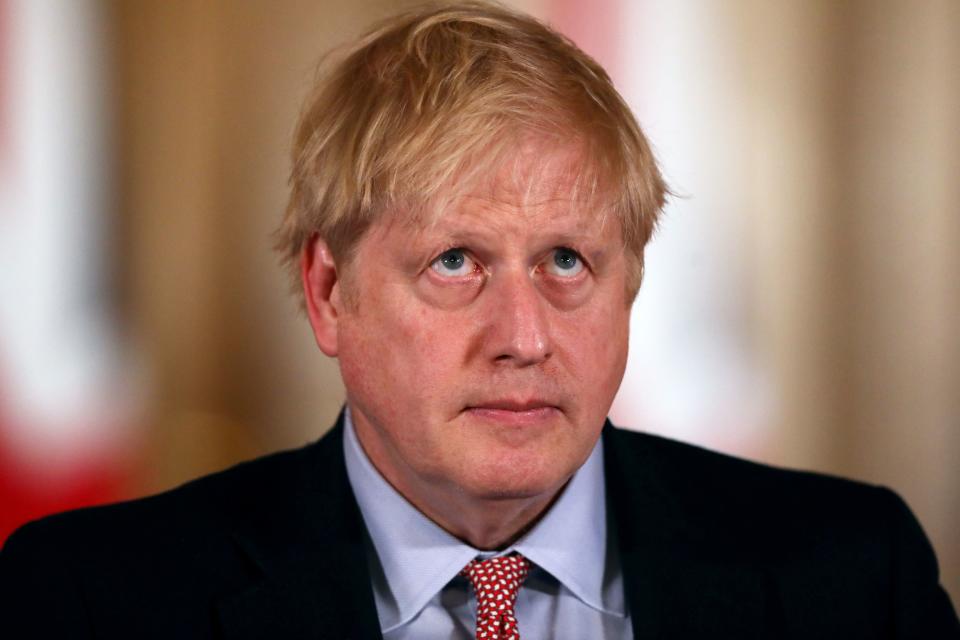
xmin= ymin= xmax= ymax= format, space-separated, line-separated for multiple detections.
xmin=1 ymin=2 xmax=958 ymax=638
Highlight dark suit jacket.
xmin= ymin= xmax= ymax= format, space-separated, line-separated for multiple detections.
xmin=2 ymin=418 xmax=958 ymax=639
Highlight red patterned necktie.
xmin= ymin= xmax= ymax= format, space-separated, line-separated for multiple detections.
xmin=460 ymin=554 xmax=531 ymax=640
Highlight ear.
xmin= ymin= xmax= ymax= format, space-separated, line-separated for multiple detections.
xmin=301 ymin=235 xmax=344 ymax=357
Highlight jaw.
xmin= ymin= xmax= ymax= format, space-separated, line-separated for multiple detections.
xmin=351 ymin=402 xmax=583 ymax=549
xmin=412 ymin=467 xmax=569 ymax=551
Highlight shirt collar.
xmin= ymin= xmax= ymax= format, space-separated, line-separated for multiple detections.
xmin=342 ymin=407 xmax=624 ymax=632
xmin=512 ymin=427 xmax=621 ymax=616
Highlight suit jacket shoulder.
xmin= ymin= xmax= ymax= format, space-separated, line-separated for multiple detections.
xmin=0 ymin=422 xmax=382 ymax=640
xmin=602 ymin=425 xmax=960 ymax=638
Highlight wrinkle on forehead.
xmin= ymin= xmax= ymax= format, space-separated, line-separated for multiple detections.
xmin=482 ymin=138 xmax=589 ymax=205
xmin=397 ymin=136 xmax=618 ymax=237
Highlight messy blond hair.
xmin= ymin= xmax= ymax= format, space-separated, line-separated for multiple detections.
xmin=276 ymin=1 xmax=667 ymax=301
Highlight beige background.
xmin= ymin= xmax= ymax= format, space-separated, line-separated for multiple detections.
xmin=109 ymin=0 xmax=958 ymax=603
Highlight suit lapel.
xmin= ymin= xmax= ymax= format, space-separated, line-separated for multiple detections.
xmin=216 ymin=416 xmax=383 ymax=640
xmin=603 ymin=425 xmax=769 ymax=639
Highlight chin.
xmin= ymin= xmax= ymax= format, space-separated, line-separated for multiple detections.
xmin=460 ymin=459 xmax=572 ymax=503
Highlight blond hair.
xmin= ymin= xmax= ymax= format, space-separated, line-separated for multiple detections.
xmin=276 ymin=0 xmax=667 ymax=300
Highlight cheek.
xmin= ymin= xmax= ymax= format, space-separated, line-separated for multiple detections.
xmin=557 ymin=303 xmax=629 ymax=368
xmin=558 ymin=307 xmax=629 ymax=352
xmin=341 ymin=294 xmax=473 ymax=405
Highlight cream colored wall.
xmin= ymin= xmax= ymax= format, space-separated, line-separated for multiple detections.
xmin=739 ymin=0 xmax=960 ymax=602
xmin=111 ymin=0 xmax=958 ymax=603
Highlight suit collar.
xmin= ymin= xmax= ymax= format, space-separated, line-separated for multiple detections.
xmin=215 ymin=414 xmax=383 ymax=640
xmin=602 ymin=423 xmax=769 ymax=639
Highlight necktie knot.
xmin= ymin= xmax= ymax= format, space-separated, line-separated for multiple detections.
xmin=460 ymin=554 xmax=531 ymax=640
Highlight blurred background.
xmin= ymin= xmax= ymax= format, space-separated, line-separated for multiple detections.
xmin=0 ymin=0 xmax=957 ymax=603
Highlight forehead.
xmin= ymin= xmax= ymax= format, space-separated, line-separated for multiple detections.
xmin=476 ymin=138 xmax=592 ymax=205
xmin=393 ymin=138 xmax=618 ymax=239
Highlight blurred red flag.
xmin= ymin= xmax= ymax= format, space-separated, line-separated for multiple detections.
xmin=0 ymin=0 xmax=142 ymax=543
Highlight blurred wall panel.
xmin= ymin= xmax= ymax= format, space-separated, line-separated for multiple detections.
xmin=609 ymin=0 xmax=779 ymax=457
xmin=751 ymin=0 xmax=960 ymax=603
xmin=113 ymin=0 xmax=242 ymax=492
xmin=739 ymin=0 xmax=854 ymax=471
xmin=838 ymin=0 xmax=960 ymax=603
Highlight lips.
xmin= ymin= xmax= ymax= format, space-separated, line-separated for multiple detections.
xmin=463 ymin=399 xmax=562 ymax=426
xmin=468 ymin=399 xmax=557 ymax=412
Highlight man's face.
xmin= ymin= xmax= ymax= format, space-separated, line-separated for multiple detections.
xmin=328 ymin=145 xmax=632 ymax=518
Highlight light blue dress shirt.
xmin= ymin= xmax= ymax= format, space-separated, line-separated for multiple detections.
xmin=342 ymin=408 xmax=633 ymax=639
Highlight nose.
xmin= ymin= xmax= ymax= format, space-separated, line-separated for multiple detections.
xmin=484 ymin=268 xmax=552 ymax=367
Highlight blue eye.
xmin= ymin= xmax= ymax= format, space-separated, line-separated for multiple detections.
xmin=546 ymin=248 xmax=583 ymax=277
xmin=430 ymin=248 xmax=476 ymax=277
